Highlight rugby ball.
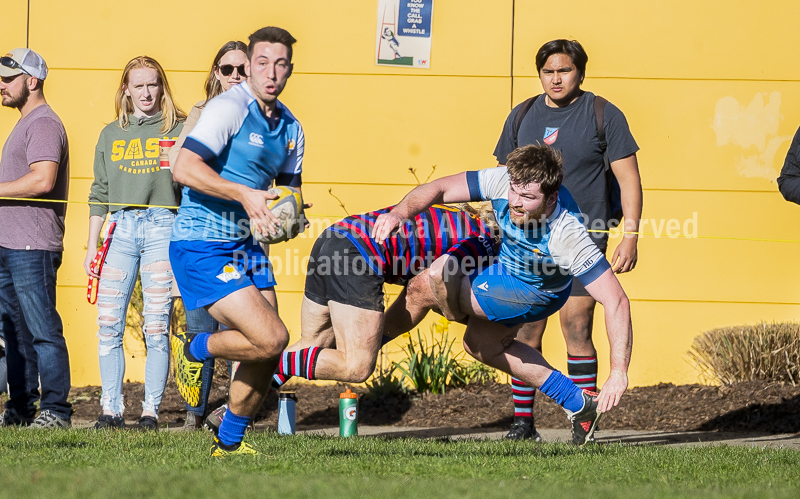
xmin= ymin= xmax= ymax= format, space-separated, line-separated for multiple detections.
xmin=252 ymin=186 xmax=305 ymax=244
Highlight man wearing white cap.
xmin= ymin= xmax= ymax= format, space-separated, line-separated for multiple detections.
xmin=0 ymin=48 xmax=72 ymax=428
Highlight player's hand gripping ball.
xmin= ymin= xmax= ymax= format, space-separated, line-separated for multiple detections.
xmin=252 ymin=186 xmax=306 ymax=244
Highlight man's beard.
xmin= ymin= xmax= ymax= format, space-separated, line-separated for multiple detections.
xmin=2 ymin=84 xmax=30 ymax=109
xmin=510 ymin=202 xmax=548 ymax=228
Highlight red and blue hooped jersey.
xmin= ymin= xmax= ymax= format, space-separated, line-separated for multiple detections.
xmin=329 ymin=205 xmax=495 ymax=284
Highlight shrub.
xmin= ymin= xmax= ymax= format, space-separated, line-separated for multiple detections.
xmin=393 ymin=322 xmax=466 ymax=395
xmin=453 ymin=361 xmax=498 ymax=386
xmin=689 ymin=322 xmax=800 ymax=385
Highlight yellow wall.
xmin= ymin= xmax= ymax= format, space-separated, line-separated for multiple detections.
xmin=2 ymin=0 xmax=799 ymax=387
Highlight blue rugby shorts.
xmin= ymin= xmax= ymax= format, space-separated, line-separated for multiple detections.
xmin=468 ymin=260 xmax=570 ymax=327
xmin=169 ymin=238 xmax=277 ymax=310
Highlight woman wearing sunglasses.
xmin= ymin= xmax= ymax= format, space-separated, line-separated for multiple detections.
xmin=85 ymin=56 xmax=186 ymax=431
xmin=168 ymin=41 xmax=248 ymax=430
xmin=168 ymin=41 xmax=247 ymax=166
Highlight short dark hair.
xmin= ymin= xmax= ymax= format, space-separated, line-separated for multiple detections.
xmin=32 ymin=76 xmax=44 ymax=92
xmin=505 ymin=144 xmax=564 ymax=198
xmin=248 ymin=27 xmax=297 ymax=61
xmin=535 ymin=39 xmax=588 ymax=78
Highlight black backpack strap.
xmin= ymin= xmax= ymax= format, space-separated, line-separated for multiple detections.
xmin=512 ymin=95 xmax=540 ymax=148
xmin=593 ymin=95 xmax=610 ymax=171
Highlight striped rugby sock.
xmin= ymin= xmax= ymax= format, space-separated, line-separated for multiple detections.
xmin=567 ymin=354 xmax=598 ymax=392
xmin=272 ymin=373 xmax=292 ymax=388
xmin=511 ymin=377 xmax=535 ymax=421
xmin=277 ymin=347 xmax=321 ymax=380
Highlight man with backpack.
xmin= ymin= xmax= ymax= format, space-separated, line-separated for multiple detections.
xmin=493 ymin=39 xmax=642 ymax=441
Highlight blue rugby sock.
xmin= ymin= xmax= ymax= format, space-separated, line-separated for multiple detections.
xmin=188 ymin=332 xmax=212 ymax=362
xmin=539 ymin=370 xmax=585 ymax=413
xmin=217 ymin=410 xmax=251 ymax=447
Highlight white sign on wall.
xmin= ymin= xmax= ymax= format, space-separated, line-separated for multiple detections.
xmin=376 ymin=0 xmax=433 ymax=69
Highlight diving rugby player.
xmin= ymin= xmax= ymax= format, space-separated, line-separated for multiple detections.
xmin=373 ymin=145 xmax=633 ymax=445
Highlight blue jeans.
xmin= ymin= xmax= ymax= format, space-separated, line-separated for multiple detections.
xmin=183 ymin=305 xmax=218 ymax=417
xmin=96 ymin=208 xmax=174 ymax=417
xmin=0 ymin=247 xmax=72 ymax=419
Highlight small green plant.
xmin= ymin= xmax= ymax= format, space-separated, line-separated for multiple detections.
xmin=365 ymin=363 xmax=406 ymax=398
xmin=393 ymin=324 xmax=466 ymax=395
xmin=453 ymin=361 xmax=498 ymax=386
xmin=689 ymin=322 xmax=800 ymax=385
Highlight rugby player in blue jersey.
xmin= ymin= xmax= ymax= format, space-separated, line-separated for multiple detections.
xmin=169 ymin=27 xmax=304 ymax=457
xmin=373 ymin=144 xmax=632 ymax=445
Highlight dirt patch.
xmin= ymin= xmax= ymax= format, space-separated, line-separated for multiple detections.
xmin=68 ymin=376 xmax=800 ymax=434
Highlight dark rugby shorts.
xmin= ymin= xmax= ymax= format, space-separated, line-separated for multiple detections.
xmin=304 ymin=229 xmax=385 ymax=312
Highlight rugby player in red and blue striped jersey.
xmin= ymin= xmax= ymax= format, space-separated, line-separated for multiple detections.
xmin=271 ymin=204 xmax=497 ymax=386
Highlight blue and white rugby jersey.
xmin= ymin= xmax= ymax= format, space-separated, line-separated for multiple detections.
xmin=466 ymin=167 xmax=610 ymax=291
xmin=172 ymin=82 xmax=304 ymax=241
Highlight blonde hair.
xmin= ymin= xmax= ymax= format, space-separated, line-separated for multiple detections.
xmin=460 ymin=202 xmax=501 ymax=243
xmin=114 ymin=56 xmax=186 ymax=134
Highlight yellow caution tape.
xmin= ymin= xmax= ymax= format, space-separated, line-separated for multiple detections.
xmin=2 ymin=196 xmax=799 ymax=243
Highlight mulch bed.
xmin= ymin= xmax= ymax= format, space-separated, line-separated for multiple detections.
xmin=67 ymin=367 xmax=800 ymax=433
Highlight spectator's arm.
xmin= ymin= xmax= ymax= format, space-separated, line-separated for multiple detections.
xmin=778 ymin=126 xmax=800 ymax=205
xmin=0 ymin=160 xmax=58 ymax=197
xmin=610 ymin=154 xmax=643 ymax=273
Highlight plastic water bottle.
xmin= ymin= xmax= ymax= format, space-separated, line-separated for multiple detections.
xmin=278 ymin=392 xmax=297 ymax=435
xmin=339 ymin=389 xmax=358 ymax=437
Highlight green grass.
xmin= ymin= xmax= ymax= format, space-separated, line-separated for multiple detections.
xmin=1 ymin=430 xmax=799 ymax=498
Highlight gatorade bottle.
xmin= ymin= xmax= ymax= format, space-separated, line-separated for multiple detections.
xmin=339 ymin=389 xmax=358 ymax=437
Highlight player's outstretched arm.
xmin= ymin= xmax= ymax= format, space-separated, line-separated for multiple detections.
xmin=584 ymin=268 xmax=632 ymax=413
xmin=173 ymin=148 xmax=280 ymax=234
xmin=372 ymin=172 xmax=473 ymax=242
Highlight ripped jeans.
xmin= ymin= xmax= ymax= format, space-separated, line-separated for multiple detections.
xmin=96 ymin=208 xmax=175 ymax=417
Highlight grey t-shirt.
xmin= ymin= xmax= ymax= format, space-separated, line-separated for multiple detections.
xmin=0 ymin=104 xmax=70 ymax=252
xmin=493 ymin=91 xmax=638 ymax=250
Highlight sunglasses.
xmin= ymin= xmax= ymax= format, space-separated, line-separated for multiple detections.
xmin=218 ymin=64 xmax=246 ymax=77
xmin=0 ymin=56 xmax=29 ymax=75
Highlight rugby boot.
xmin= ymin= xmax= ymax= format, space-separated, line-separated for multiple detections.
xmin=504 ymin=418 xmax=543 ymax=442
xmin=171 ymin=332 xmax=203 ymax=407
xmin=565 ymin=390 xmax=602 ymax=446
xmin=210 ymin=437 xmax=261 ymax=457
xmin=204 ymin=404 xmax=227 ymax=436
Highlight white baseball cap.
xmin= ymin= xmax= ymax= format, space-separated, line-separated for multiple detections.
xmin=0 ymin=48 xmax=48 ymax=80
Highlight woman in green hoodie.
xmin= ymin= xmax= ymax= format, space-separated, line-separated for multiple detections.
xmin=84 ymin=55 xmax=185 ymax=431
